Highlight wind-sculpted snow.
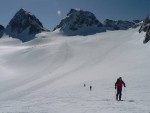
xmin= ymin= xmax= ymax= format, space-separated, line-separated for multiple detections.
xmin=0 ymin=28 xmax=150 ymax=113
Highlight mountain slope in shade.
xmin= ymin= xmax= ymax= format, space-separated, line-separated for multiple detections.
xmin=0 ymin=25 xmax=4 ymax=31
xmin=53 ymin=8 xmax=105 ymax=36
xmin=4 ymin=8 xmax=49 ymax=42
xmin=104 ymin=19 xmax=140 ymax=30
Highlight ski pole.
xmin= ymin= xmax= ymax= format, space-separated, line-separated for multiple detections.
xmin=115 ymin=88 xmax=117 ymax=100
xmin=124 ymin=87 xmax=126 ymax=100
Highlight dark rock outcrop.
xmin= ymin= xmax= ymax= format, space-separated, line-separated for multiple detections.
xmin=139 ymin=15 xmax=150 ymax=43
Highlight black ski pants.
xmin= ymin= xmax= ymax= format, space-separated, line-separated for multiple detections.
xmin=116 ymin=88 xmax=122 ymax=100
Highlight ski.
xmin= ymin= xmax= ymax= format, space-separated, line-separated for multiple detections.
xmin=117 ymin=100 xmax=134 ymax=102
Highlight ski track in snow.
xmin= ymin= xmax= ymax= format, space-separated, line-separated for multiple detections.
xmin=0 ymin=28 xmax=150 ymax=112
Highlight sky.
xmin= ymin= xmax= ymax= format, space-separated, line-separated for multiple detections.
xmin=0 ymin=0 xmax=150 ymax=30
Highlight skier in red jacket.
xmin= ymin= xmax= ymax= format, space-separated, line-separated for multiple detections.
xmin=115 ymin=77 xmax=126 ymax=101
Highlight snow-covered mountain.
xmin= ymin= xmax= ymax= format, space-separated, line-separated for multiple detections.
xmin=0 ymin=8 xmax=141 ymax=42
xmin=4 ymin=8 xmax=49 ymax=42
xmin=139 ymin=15 xmax=150 ymax=43
xmin=53 ymin=9 xmax=105 ymax=36
xmin=104 ymin=19 xmax=139 ymax=30
xmin=53 ymin=9 xmax=141 ymax=36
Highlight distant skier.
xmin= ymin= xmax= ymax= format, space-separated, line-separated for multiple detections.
xmin=90 ymin=86 xmax=92 ymax=91
xmin=84 ymin=84 xmax=86 ymax=87
xmin=115 ymin=77 xmax=126 ymax=101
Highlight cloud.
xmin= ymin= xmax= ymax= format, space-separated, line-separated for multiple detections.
xmin=57 ymin=10 xmax=61 ymax=16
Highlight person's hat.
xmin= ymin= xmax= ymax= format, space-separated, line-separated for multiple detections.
xmin=119 ymin=77 xmax=122 ymax=80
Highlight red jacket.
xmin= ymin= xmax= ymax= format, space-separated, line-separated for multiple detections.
xmin=115 ymin=79 xmax=126 ymax=89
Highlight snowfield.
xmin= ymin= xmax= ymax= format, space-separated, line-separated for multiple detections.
xmin=0 ymin=28 xmax=150 ymax=113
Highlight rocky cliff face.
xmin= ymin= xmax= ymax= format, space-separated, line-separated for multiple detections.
xmin=139 ymin=15 xmax=150 ymax=43
xmin=53 ymin=9 xmax=105 ymax=36
xmin=5 ymin=8 xmax=49 ymax=42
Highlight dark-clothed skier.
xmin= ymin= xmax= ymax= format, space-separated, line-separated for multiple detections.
xmin=90 ymin=86 xmax=92 ymax=91
xmin=115 ymin=77 xmax=126 ymax=101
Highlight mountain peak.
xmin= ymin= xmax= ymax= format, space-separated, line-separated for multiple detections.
xmin=67 ymin=8 xmax=81 ymax=15
xmin=53 ymin=9 xmax=105 ymax=36
xmin=5 ymin=8 xmax=49 ymax=42
xmin=16 ymin=8 xmax=33 ymax=17
xmin=18 ymin=8 xmax=26 ymax=13
xmin=7 ymin=8 xmax=43 ymax=33
xmin=20 ymin=8 xmax=26 ymax=11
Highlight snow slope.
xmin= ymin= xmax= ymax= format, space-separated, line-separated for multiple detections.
xmin=0 ymin=28 xmax=150 ymax=113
